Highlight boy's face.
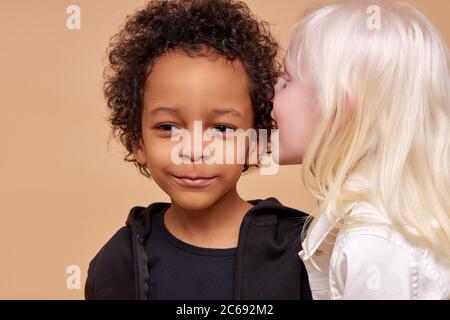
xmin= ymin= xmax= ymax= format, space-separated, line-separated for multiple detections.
xmin=135 ymin=51 xmax=254 ymax=210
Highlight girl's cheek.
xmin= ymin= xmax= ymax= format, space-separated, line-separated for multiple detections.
xmin=271 ymin=92 xmax=287 ymax=120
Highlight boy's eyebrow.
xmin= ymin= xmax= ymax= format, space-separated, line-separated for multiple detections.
xmin=148 ymin=106 xmax=244 ymax=118
xmin=209 ymin=107 xmax=244 ymax=118
xmin=148 ymin=106 xmax=180 ymax=116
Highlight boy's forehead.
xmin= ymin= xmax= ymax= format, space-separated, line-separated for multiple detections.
xmin=143 ymin=51 xmax=252 ymax=106
xmin=149 ymin=50 xmax=247 ymax=76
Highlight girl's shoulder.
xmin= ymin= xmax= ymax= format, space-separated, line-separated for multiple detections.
xmin=332 ymin=205 xmax=450 ymax=299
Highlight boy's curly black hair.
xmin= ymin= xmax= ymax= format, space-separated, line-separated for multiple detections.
xmin=104 ymin=0 xmax=280 ymax=177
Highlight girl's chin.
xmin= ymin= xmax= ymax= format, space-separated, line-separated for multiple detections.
xmin=276 ymin=152 xmax=303 ymax=166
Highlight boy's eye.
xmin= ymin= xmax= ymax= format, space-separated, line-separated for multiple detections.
xmin=158 ymin=124 xmax=175 ymax=131
xmin=211 ymin=124 xmax=236 ymax=134
xmin=156 ymin=123 xmax=181 ymax=133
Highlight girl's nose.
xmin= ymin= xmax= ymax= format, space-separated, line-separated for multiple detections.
xmin=270 ymin=109 xmax=276 ymax=121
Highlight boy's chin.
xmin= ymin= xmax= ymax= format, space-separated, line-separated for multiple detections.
xmin=169 ymin=192 xmax=221 ymax=211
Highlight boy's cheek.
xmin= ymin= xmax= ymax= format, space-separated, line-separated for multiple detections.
xmin=134 ymin=148 xmax=147 ymax=166
xmin=146 ymin=141 xmax=180 ymax=162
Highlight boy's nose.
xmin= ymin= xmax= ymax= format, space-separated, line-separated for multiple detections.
xmin=180 ymin=146 xmax=203 ymax=163
xmin=179 ymin=136 xmax=207 ymax=163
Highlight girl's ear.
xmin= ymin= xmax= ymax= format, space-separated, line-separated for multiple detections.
xmin=134 ymin=138 xmax=147 ymax=165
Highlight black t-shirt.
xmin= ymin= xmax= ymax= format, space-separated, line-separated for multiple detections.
xmin=146 ymin=209 xmax=236 ymax=300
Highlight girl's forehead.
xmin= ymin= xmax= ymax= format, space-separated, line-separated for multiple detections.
xmin=284 ymin=49 xmax=303 ymax=79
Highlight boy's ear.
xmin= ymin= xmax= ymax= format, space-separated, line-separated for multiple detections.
xmin=134 ymin=138 xmax=147 ymax=165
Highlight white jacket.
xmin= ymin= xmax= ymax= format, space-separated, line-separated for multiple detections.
xmin=299 ymin=201 xmax=450 ymax=300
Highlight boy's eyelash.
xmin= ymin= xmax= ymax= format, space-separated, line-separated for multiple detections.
xmin=155 ymin=123 xmax=179 ymax=131
xmin=154 ymin=123 xmax=236 ymax=133
xmin=212 ymin=124 xmax=236 ymax=133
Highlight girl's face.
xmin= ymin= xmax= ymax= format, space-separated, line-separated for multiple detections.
xmin=271 ymin=55 xmax=321 ymax=164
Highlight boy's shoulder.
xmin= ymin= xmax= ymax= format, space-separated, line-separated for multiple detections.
xmin=85 ymin=226 xmax=135 ymax=299
xmin=89 ymin=202 xmax=170 ymax=264
xmin=125 ymin=202 xmax=170 ymax=236
xmin=85 ymin=202 xmax=170 ymax=299
xmin=88 ymin=202 xmax=171 ymax=265
xmin=247 ymin=197 xmax=309 ymax=224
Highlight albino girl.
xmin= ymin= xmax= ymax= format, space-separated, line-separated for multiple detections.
xmin=271 ymin=0 xmax=450 ymax=299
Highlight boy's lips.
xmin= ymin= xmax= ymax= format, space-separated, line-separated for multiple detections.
xmin=170 ymin=174 xmax=218 ymax=188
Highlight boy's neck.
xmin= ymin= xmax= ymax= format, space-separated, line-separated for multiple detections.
xmin=164 ymin=188 xmax=253 ymax=249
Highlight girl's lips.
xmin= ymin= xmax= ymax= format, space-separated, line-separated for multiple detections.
xmin=171 ymin=175 xmax=217 ymax=188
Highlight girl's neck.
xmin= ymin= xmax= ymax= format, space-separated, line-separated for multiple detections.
xmin=164 ymin=188 xmax=253 ymax=249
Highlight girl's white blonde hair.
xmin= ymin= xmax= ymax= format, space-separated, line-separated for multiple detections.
xmin=290 ymin=1 xmax=450 ymax=263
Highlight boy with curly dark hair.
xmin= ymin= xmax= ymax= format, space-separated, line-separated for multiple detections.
xmin=86 ymin=0 xmax=311 ymax=300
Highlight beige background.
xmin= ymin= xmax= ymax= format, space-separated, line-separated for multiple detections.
xmin=0 ymin=0 xmax=448 ymax=299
